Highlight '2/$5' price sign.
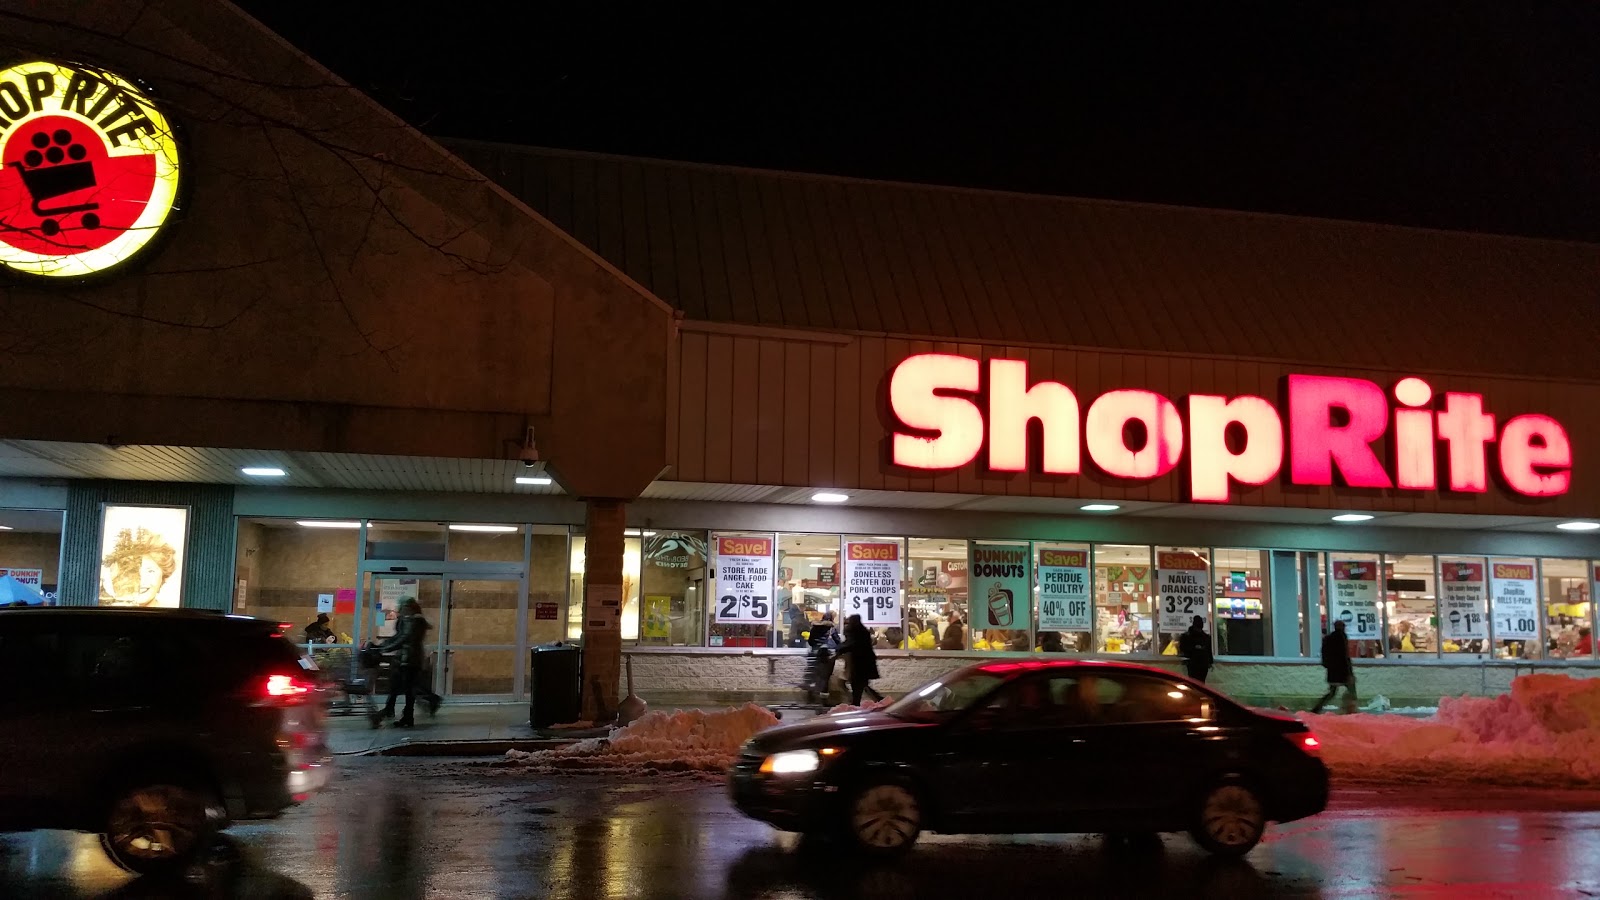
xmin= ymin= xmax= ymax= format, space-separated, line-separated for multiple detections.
xmin=713 ymin=535 xmax=774 ymax=624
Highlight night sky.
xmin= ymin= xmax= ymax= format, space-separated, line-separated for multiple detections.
xmin=239 ymin=4 xmax=1599 ymax=242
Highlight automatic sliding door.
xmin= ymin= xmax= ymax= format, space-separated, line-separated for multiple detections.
xmin=442 ymin=577 xmax=524 ymax=698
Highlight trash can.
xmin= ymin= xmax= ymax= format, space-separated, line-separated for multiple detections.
xmin=530 ymin=642 xmax=582 ymax=728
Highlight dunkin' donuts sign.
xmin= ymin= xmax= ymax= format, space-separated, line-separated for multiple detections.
xmin=887 ymin=354 xmax=1574 ymax=503
xmin=0 ymin=61 xmax=181 ymax=278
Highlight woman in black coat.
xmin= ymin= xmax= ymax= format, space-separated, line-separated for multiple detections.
xmin=838 ymin=614 xmax=882 ymax=705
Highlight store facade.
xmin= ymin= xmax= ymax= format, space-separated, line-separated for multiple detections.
xmin=2 ymin=3 xmax=1598 ymax=714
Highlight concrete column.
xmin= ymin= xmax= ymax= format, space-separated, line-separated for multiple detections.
xmin=581 ymin=498 xmax=625 ymax=721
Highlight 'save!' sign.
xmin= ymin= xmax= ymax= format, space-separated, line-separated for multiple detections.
xmin=887 ymin=354 xmax=1572 ymax=503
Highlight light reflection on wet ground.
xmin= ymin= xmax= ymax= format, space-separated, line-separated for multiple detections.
xmin=3 ymin=758 xmax=1600 ymax=899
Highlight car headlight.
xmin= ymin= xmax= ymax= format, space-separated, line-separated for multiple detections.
xmin=759 ymin=749 xmax=821 ymax=775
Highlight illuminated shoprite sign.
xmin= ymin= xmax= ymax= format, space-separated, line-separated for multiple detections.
xmin=0 ymin=60 xmax=181 ymax=278
xmin=887 ymin=353 xmax=1572 ymax=503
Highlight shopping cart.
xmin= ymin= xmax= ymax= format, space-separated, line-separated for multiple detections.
xmin=7 ymin=138 xmax=102 ymax=236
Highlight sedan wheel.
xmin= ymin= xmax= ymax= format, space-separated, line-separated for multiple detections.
xmin=848 ymin=781 xmax=922 ymax=855
xmin=1191 ymin=783 xmax=1266 ymax=857
xmin=102 ymin=783 xmax=216 ymax=875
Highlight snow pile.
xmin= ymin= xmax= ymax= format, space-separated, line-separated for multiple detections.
xmin=1308 ymin=674 xmax=1600 ymax=787
xmin=825 ymin=697 xmax=896 ymax=715
xmin=502 ymin=703 xmax=780 ymax=775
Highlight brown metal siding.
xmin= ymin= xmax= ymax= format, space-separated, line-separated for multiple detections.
xmin=674 ymin=331 xmax=1600 ymax=516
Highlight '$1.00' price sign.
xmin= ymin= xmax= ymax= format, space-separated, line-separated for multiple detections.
xmin=844 ymin=541 xmax=903 ymax=626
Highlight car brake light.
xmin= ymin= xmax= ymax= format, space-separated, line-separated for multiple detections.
xmin=275 ymin=622 xmax=294 ymax=637
xmin=1298 ymin=733 xmax=1321 ymax=754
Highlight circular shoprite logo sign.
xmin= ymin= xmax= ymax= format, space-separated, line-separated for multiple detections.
xmin=0 ymin=60 xmax=181 ymax=279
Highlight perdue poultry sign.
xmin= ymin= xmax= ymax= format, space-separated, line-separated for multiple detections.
xmin=0 ymin=60 xmax=181 ymax=278
xmin=887 ymin=354 xmax=1574 ymax=503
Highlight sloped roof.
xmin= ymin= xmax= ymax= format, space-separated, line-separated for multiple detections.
xmin=444 ymin=140 xmax=1600 ymax=381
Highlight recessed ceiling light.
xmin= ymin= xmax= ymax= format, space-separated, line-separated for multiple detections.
xmin=450 ymin=524 xmax=519 ymax=533
xmin=1556 ymin=521 xmax=1600 ymax=532
xmin=241 ymin=467 xmax=286 ymax=477
xmin=1080 ymin=504 xmax=1120 ymax=512
xmin=516 ymin=476 xmax=553 ymax=486
xmin=812 ymin=492 xmax=849 ymax=503
xmin=623 ymin=529 xmax=658 ymax=537
xmin=1332 ymin=514 xmax=1375 ymax=523
xmin=297 ymin=520 xmax=360 ymax=529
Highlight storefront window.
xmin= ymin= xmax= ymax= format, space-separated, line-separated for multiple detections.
xmin=708 ymin=531 xmax=771 ymax=647
xmin=775 ymin=534 xmax=840 ymax=648
xmin=1437 ymin=557 xmax=1490 ymax=655
xmin=1096 ymin=544 xmax=1153 ymax=654
xmin=235 ymin=518 xmax=360 ymax=677
xmin=1212 ymin=549 xmax=1270 ymax=657
xmin=566 ymin=532 xmax=644 ymax=642
xmin=0 ymin=508 xmax=63 ymax=605
xmin=1155 ymin=546 xmax=1211 ymax=654
xmin=528 ymin=527 xmax=568 ymax=645
xmin=1488 ymin=557 xmax=1540 ymax=659
xmin=1325 ymin=552 xmax=1385 ymax=658
xmin=1035 ymin=542 xmax=1092 ymax=653
xmin=639 ymin=531 xmax=707 ymax=647
xmin=905 ymin=538 xmax=964 ymax=650
xmin=969 ymin=540 xmax=1031 ymax=652
xmin=1384 ymin=554 xmax=1437 ymax=658
xmin=1541 ymin=558 xmax=1590 ymax=659
xmin=447 ymin=523 xmax=525 ymax=562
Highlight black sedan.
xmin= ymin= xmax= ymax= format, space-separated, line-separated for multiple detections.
xmin=730 ymin=659 xmax=1327 ymax=857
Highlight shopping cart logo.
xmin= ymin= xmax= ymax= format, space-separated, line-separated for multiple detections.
xmin=0 ymin=60 xmax=181 ymax=279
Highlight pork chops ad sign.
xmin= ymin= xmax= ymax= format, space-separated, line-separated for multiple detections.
xmin=0 ymin=61 xmax=182 ymax=278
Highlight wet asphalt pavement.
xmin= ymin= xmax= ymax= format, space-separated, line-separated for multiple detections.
xmin=4 ymin=757 xmax=1600 ymax=899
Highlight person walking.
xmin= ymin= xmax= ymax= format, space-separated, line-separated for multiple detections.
xmin=803 ymin=611 xmax=838 ymax=703
xmin=838 ymin=613 xmax=882 ymax=705
xmin=1177 ymin=615 xmax=1214 ymax=683
xmin=1312 ymin=620 xmax=1356 ymax=714
xmin=369 ymin=598 xmax=440 ymax=728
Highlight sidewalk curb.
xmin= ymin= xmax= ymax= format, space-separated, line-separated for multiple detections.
xmin=336 ymin=738 xmax=579 ymax=758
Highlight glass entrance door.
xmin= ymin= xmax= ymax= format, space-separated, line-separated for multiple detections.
xmin=440 ymin=577 xmax=525 ymax=698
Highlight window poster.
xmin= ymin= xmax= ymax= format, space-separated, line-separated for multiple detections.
xmin=713 ymin=534 xmax=774 ymax=624
xmin=1037 ymin=548 xmax=1091 ymax=633
xmin=968 ymin=542 xmax=1030 ymax=630
xmin=843 ymin=541 xmax=903 ymax=626
xmin=377 ymin=577 xmax=418 ymax=637
xmin=1490 ymin=562 xmax=1539 ymax=640
xmin=1330 ymin=560 xmax=1381 ymax=639
xmin=1439 ymin=561 xmax=1488 ymax=641
xmin=1156 ymin=551 xmax=1211 ymax=635
xmin=99 ymin=505 xmax=187 ymax=607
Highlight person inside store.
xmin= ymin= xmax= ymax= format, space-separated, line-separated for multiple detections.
xmin=838 ymin=613 xmax=882 ymax=705
xmin=878 ymin=626 xmax=904 ymax=650
xmin=1390 ymin=620 xmax=1419 ymax=653
xmin=1574 ymin=626 xmax=1593 ymax=657
xmin=781 ymin=593 xmax=806 ymax=647
xmin=1037 ymin=631 xmax=1066 ymax=653
xmin=1177 ymin=615 xmax=1214 ymax=683
xmin=303 ymin=613 xmax=337 ymax=644
xmin=939 ymin=612 xmax=966 ymax=650
xmin=901 ymin=619 xmax=937 ymax=650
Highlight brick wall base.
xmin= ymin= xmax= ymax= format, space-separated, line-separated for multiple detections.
xmin=622 ymin=650 xmax=1600 ymax=710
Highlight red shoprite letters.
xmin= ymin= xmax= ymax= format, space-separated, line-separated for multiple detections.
xmin=887 ymin=354 xmax=1572 ymax=503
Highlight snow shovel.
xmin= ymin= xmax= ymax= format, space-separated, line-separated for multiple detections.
xmin=618 ymin=655 xmax=648 ymax=726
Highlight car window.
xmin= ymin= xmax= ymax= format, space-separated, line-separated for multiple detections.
xmin=62 ymin=626 xmax=188 ymax=702
xmin=887 ymin=671 xmax=1005 ymax=719
xmin=1097 ymin=674 xmax=1213 ymax=723
xmin=0 ymin=625 xmax=66 ymax=701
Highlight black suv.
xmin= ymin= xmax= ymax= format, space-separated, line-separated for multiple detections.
xmin=0 ymin=608 xmax=331 ymax=874
xmin=731 ymin=659 xmax=1327 ymax=857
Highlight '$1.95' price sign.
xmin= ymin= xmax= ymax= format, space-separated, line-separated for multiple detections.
xmin=844 ymin=541 xmax=903 ymax=626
